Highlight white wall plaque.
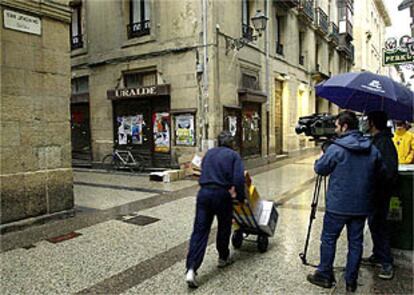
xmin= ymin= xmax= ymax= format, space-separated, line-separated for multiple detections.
xmin=3 ymin=9 xmax=41 ymax=35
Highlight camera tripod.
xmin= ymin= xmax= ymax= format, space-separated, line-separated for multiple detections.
xmin=299 ymin=174 xmax=326 ymax=267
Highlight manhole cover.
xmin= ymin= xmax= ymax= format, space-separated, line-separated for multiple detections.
xmin=123 ymin=215 xmax=160 ymax=226
xmin=46 ymin=232 xmax=82 ymax=244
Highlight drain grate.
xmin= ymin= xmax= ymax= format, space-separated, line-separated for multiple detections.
xmin=122 ymin=215 xmax=160 ymax=226
xmin=46 ymin=232 xmax=82 ymax=244
xmin=22 ymin=244 xmax=36 ymax=250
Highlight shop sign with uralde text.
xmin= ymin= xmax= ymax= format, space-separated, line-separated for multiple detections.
xmin=107 ymin=84 xmax=170 ymax=100
xmin=3 ymin=9 xmax=41 ymax=35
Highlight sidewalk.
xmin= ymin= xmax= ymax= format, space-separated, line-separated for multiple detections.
xmin=1 ymin=151 xmax=412 ymax=294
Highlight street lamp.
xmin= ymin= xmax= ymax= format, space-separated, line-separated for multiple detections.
xmin=225 ymin=10 xmax=268 ymax=54
xmin=251 ymin=10 xmax=268 ymax=37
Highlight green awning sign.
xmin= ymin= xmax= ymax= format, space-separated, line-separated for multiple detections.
xmin=383 ymin=36 xmax=414 ymax=66
xmin=383 ymin=49 xmax=414 ymax=65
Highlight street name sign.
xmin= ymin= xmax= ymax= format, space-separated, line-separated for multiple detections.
xmin=3 ymin=9 xmax=41 ymax=36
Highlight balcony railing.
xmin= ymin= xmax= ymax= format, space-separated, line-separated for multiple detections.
xmin=274 ymin=0 xmax=300 ymax=9
xmin=127 ymin=20 xmax=151 ymax=39
xmin=338 ymin=19 xmax=353 ymax=40
xmin=329 ymin=22 xmax=339 ymax=45
xmin=242 ymin=24 xmax=254 ymax=41
xmin=298 ymin=0 xmax=314 ymax=22
xmin=71 ymin=34 xmax=83 ymax=50
xmin=315 ymin=7 xmax=329 ymax=35
xmin=276 ymin=42 xmax=284 ymax=55
xmin=299 ymin=55 xmax=305 ymax=65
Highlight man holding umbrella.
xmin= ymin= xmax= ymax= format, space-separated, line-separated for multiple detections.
xmin=361 ymin=111 xmax=398 ymax=280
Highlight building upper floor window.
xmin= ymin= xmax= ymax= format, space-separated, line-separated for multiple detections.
xmin=70 ymin=1 xmax=83 ymax=50
xmin=241 ymin=73 xmax=260 ymax=90
xmin=72 ymin=77 xmax=89 ymax=95
xmin=128 ymin=0 xmax=151 ymax=39
xmin=299 ymin=31 xmax=305 ymax=65
xmin=275 ymin=15 xmax=284 ymax=55
xmin=124 ymin=71 xmax=157 ymax=88
xmin=242 ymin=0 xmax=253 ymax=41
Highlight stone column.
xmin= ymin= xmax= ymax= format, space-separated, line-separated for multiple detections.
xmin=0 ymin=0 xmax=74 ymax=226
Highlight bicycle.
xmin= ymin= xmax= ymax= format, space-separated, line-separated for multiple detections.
xmin=102 ymin=148 xmax=145 ymax=172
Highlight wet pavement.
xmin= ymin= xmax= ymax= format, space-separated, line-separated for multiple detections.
xmin=1 ymin=152 xmax=413 ymax=294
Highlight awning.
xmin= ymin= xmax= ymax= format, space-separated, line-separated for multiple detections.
xmin=238 ymin=88 xmax=267 ymax=103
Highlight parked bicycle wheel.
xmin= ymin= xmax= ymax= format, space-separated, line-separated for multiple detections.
xmin=102 ymin=154 xmax=117 ymax=170
xmin=133 ymin=154 xmax=146 ymax=172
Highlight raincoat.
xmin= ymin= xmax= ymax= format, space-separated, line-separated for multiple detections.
xmin=314 ymin=130 xmax=385 ymax=216
xmin=393 ymin=129 xmax=414 ymax=164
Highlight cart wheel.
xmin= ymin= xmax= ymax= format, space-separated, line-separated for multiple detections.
xmin=257 ymin=235 xmax=268 ymax=253
xmin=232 ymin=230 xmax=243 ymax=249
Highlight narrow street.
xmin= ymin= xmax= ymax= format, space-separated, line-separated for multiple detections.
xmin=1 ymin=153 xmax=412 ymax=294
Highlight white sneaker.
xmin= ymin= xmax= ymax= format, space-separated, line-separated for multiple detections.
xmin=186 ymin=269 xmax=198 ymax=288
xmin=218 ymin=254 xmax=234 ymax=268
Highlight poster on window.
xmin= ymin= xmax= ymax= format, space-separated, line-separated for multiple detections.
xmin=117 ymin=116 xmax=131 ymax=145
xmin=175 ymin=114 xmax=195 ymax=146
xmin=228 ymin=116 xmax=237 ymax=136
xmin=131 ymin=114 xmax=145 ymax=144
xmin=153 ymin=112 xmax=170 ymax=152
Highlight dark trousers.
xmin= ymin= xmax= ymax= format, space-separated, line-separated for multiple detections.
xmin=368 ymin=193 xmax=393 ymax=266
xmin=318 ymin=212 xmax=366 ymax=284
xmin=186 ymin=187 xmax=233 ymax=272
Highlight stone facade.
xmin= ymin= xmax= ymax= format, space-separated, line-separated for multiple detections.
xmin=353 ymin=0 xmax=391 ymax=75
xmin=71 ymin=0 xmax=353 ymax=167
xmin=0 ymin=0 xmax=74 ymax=224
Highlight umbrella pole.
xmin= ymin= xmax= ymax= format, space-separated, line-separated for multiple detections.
xmin=344 ymin=89 xmax=358 ymax=111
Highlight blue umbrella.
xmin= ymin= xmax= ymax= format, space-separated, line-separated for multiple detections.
xmin=315 ymin=71 xmax=414 ymax=121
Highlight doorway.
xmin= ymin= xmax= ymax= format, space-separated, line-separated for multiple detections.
xmin=274 ymin=80 xmax=283 ymax=154
xmin=70 ymin=103 xmax=92 ymax=164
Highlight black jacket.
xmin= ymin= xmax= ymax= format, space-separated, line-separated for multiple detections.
xmin=372 ymin=129 xmax=398 ymax=191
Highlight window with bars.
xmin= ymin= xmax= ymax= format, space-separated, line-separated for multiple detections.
xmin=124 ymin=71 xmax=157 ymax=88
xmin=128 ymin=0 xmax=151 ymax=38
xmin=70 ymin=2 xmax=83 ymax=50
xmin=241 ymin=73 xmax=259 ymax=90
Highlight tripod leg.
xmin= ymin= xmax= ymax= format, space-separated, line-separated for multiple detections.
xmin=299 ymin=175 xmax=322 ymax=265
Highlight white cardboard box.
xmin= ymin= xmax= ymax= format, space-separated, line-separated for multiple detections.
xmin=255 ymin=200 xmax=278 ymax=237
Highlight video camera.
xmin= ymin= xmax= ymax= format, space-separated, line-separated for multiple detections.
xmin=295 ymin=113 xmax=336 ymax=141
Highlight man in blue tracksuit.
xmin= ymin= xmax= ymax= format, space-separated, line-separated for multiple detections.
xmin=307 ymin=111 xmax=385 ymax=293
xmin=185 ymin=131 xmax=245 ymax=288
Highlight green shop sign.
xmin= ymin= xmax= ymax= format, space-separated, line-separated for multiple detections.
xmin=383 ymin=49 xmax=414 ymax=65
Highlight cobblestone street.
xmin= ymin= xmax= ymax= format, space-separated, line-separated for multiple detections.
xmin=1 ymin=154 xmax=412 ymax=294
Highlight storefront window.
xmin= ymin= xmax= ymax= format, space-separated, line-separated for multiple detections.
xmin=174 ymin=113 xmax=195 ymax=146
xmin=117 ymin=114 xmax=147 ymax=145
xmin=242 ymin=102 xmax=261 ymax=157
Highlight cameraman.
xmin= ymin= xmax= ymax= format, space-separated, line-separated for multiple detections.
xmin=361 ymin=111 xmax=398 ymax=280
xmin=307 ymin=111 xmax=385 ymax=293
